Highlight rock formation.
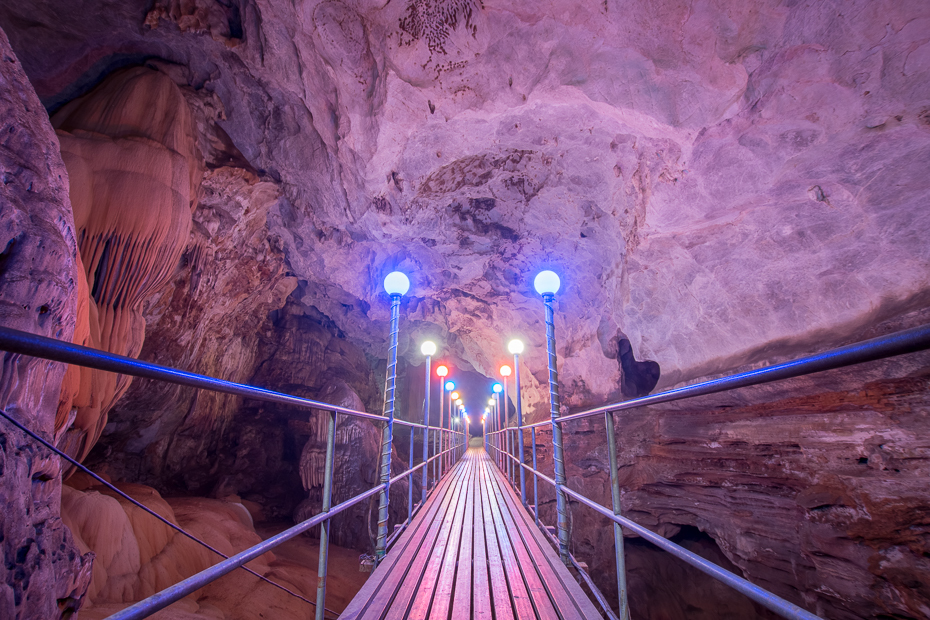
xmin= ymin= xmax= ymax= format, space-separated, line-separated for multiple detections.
xmin=0 ymin=26 xmax=92 ymax=618
xmin=52 ymin=66 xmax=203 ymax=464
xmin=0 ymin=0 xmax=928 ymax=618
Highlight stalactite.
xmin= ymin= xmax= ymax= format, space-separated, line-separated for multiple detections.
xmin=52 ymin=66 xmax=203 ymax=463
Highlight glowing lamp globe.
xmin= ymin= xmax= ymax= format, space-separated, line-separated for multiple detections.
xmin=488 ymin=398 xmax=495 ymax=405
xmin=500 ymin=365 xmax=512 ymax=377
xmin=456 ymin=399 xmax=463 ymax=406
xmin=451 ymin=391 xmax=460 ymax=400
xmin=445 ymin=381 xmax=455 ymax=391
xmin=508 ymin=339 xmax=524 ymax=355
xmin=436 ymin=365 xmax=448 ymax=377
xmin=533 ymin=270 xmax=560 ymax=295
xmin=492 ymin=383 xmax=502 ymax=394
xmin=383 ymin=271 xmax=410 ymax=296
xmin=420 ymin=341 xmax=437 ymax=356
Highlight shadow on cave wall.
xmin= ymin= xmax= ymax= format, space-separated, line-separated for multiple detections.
xmin=625 ymin=526 xmax=780 ymax=620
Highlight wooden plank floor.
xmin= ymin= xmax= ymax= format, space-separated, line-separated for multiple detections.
xmin=341 ymin=447 xmax=602 ymax=620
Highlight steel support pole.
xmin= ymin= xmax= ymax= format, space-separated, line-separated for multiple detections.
xmin=375 ymin=294 xmax=400 ymax=561
xmin=606 ymin=410 xmax=630 ymax=619
xmin=515 ymin=351 xmax=526 ymax=504
xmin=503 ymin=376 xmax=510 ymax=482
xmin=544 ymin=293 xmax=570 ymax=564
xmin=435 ymin=385 xmax=442 ymax=484
xmin=315 ymin=409 xmax=336 ymax=620
xmin=531 ymin=426 xmax=539 ymax=524
xmin=422 ymin=356 xmax=431 ymax=503
xmin=496 ymin=393 xmax=503 ymax=469
xmin=407 ymin=424 xmax=414 ymax=524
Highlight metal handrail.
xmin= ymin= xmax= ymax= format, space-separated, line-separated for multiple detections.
xmin=486 ymin=323 xmax=930 ymax=620
xmin=519 ymin=323 xmax=930 ymax=429
xmin=0 ymin=325 xmax=467 ymax=619
xmin=0 ymin=326 xmax=384 ymax=421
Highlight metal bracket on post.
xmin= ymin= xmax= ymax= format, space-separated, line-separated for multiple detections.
xmin=315 ymin=409 xmax=337 ymax=620
xmin=375 ymin=294 xmax=400 ymax=562
xmin=606 ymin=410 xmax=630 ymax=619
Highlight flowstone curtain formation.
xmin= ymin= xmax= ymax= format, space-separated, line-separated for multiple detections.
xmin=53 ymin=67 xmax=202 ymax=464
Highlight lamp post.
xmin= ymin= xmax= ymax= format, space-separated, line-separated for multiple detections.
xmin=443 ymin=382 xmax=455 ymax=478
xmin=508 ymin=339 xmax=527 ymax=506
xmin=375 ymin=271 xmax=409 ymax=562
xmin=500 ymin=364 xmax=513 ymax=486
xmin=421 ymin=343 xmax=438 ymax=504
xmin=488 ymin=396 xmax=497 ymax=458
xmin=434 ymin=367 xmax=449 ymax=489
xmin=534 ymin=269 xmax=570 ymax=565
xmin=454 ymin=398 xmax=463 ymax=470
xmin=491 ymin=383 xmax=496 ymax=470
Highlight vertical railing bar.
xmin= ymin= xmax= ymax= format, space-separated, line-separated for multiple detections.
xmin=531 ymin=426 xmax=539 ymax=524
xmin=315 ymin=409 xmax=337 ymax=620
xmin=407 ymin=424 xmax=415 ymax=524
xmin=605 ymin=410 xmax=630 ymax=620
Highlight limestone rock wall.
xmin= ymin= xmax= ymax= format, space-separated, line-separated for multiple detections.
xmin=2 ymin=0 xmax=927 ymax=406
xmin=0 ymin=25 xmax=92 ymax=619
xmin=526 ymin=341 xmax=930 ymax=619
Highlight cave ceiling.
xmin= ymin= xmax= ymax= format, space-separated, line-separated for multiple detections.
xmin=2 ymin=0 xmax=929 ymax=412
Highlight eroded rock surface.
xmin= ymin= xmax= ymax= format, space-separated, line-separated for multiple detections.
xmin=0 ymin=25 xmax=92 ymax=619
xmin=527 ymin=347 xmax=930 ymax=619
xmin=0 ymin=1 xmax=928 ymax=618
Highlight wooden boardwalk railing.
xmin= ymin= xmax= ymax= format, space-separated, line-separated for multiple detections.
xmin=342 ymin=447 xmax=601 ymax=619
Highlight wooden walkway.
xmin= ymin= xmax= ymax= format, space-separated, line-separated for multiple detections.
xmin=341 ymin=447 xmax=601 ymax=619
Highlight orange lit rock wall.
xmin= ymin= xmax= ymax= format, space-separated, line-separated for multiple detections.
xmin=52 ymin=66 xmax=202 ymax=464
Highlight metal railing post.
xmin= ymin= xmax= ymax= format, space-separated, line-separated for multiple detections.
xmin=315 ymin=409 xmax=337 ymax=620
xmin=606 ymin=410 xmax=630 ymax=619
xmin=515 ymin=353 xmax=526 ymax=505
xmin=503 ymin=377 xmax=511 ymax=483
xmin=407 ymin=424 xmax=414 ymax=524
xmin=543 ymin=292 xmax=571 ymax=564
xmin=531 ymin=426 xmax=539 ymax=524
xmin=375 ymin=293 xmax=401 ymax=561
xmin=422 ymin=356 xmax=430 ymax=502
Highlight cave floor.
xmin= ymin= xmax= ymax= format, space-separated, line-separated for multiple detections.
xmin=342 ymin=447 xmax=600 ymax=619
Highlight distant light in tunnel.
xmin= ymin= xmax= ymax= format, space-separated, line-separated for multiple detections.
xmin=436 ymin=364 xmax=448 ymax=377
xmin=500 ymin=364 xmax=512 ymax=377
xmin=383 ymin=271 xmax=410 ymax=296
xmin=420 ymin=341 xmax=437 ymax=356
xmin=492 ymin=383 xmax=502 ymax=393
xmin=508 ymin=339 xmax=524 ymax=355
xmin=445 ymin=381 xmax=455 ymax=391
xmin=533 ymin=270 xmax=560 ymax=295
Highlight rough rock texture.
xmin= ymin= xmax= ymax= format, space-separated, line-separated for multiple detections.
xmin=2 ymin=0 xmax=927 ymax=411
xmin=0 ymin=26 xmax=92 ymax=619
xmin=0 ymin=0 xmax=929 ymax=618
xmin=526 ymin=335 xmax=930 ymax=619
xmin=62 ymin=479 xmax=367 ymax=618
